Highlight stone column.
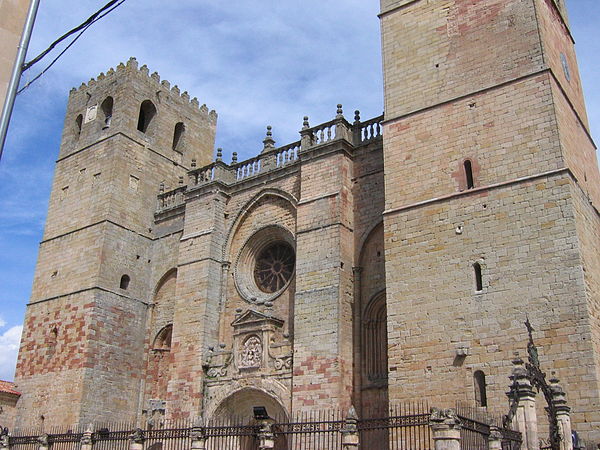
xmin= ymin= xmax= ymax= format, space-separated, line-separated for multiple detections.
xmin=508 ymin=357 xmax=538 ymax=450
xmin=129 ymin=429 xmax=144 ymax=450
xmin=257 ymin=421 xmax=275 ymax=450
xmin=80 ymin=425 xmax=94 ymax=450
xmin=550 ymin=375 xmax=573 ymax=450
xmin=488 ymin=427 xmax=503 ymax=450
xmin=429 ymin=408 xmax=461 ymax=450
xmin=341 ymin=406 xmax=360 ymax=449
xmin=190 ymin=417 xmax=206 ymax=450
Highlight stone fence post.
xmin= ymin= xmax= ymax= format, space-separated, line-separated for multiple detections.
xmin=509 ymin=357 xmax=538 ymax=450
xmin=488 ymin=427 xmax=503 ymax=450
xmin=37 ymin=434 xmax=49 ymax=450
xmin=80 ymin=425 xmax=94 ymax=450
xmin=257 ymin=421 xmax=274 ymax=450
xmin=0 ymin=427 xmax=10 ymax=450
xmin=190 ymin=417 xmax=206 ymax=450
xmin=129 ymin=428 xmax=144 ymax=450
xmin=429 ymin=408 xmax=461 ymax=450
xmin=340 ymin=406 xmax=359 ymax=449
xmin=550 ymin=375 xmax=573 ymax=450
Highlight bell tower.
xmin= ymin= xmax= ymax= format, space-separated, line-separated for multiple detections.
xmin=14 ymin=57 xmax=217 ymax=427
xmin=380 ymin=0 xmax=600 ymax=445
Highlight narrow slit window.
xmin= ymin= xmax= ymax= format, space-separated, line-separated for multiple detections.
xmin=474 ymin=370 xmax=488 ymax=407
xmin=137 ymin=100 xmax=157 ymax=133
xmin=172 ymin=122 xmax=185 ymax=152
xmin=473 ymin=262 xmax=483 ymax=292
xmin=464 ymin=159 xmax=474 ymax=189
xmin=120 ymin=274 xmax=131 ymax=290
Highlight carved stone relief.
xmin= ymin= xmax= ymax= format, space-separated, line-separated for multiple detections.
xmin=239 ymin=335 xmax=263 ymax=369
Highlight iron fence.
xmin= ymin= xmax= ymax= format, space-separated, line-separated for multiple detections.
xmin=273 ymin=410 xmax=344 ymax=449
xmin=6 ymin=402 xmax=520 ymax=450
xmin=360 ymin=402 xmax=432 ymax=450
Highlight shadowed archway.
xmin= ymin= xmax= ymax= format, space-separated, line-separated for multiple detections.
xmin=212 ymin=388 xmax=289 ymax=450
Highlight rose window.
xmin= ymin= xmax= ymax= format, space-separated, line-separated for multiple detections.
xmin=253 ymin=243 xmax=295 ymax=293
xmin=233 ymin=225 xmax=296 ymax=304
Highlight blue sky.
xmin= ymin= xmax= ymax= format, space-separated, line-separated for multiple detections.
xmin=0 ymin=1 xmax=598 ymax=381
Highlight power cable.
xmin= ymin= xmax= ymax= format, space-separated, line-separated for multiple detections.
xmin=18 ymin=0 xmax=127 ymax=94
xmin=22 ymin=0 xmax=124 ymax=72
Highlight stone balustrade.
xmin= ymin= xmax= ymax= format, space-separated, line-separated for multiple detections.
xmin=156 ymin=111 xmax=383 ymax=214
xmin=156 ymin=185 xmax=186 ymax=212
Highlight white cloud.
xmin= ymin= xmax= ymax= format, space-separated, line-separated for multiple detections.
xmin=0 ymin=317 xmax=5 ymax=328
xmin=0 ymin=325 xmax=23 ymax=382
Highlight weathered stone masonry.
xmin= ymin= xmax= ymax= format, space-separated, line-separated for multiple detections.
xmin=12 ymin=0 xmax=600 ymax=447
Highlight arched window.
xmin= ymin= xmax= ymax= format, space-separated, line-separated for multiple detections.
xmin=100 ymin=97 xmax=113 ymax=129
xmin=172 ymin=122 xmax=185 ymax=152
xmin=464 ymin=159 xmax=474 ymax=189
xmin=120 ymin=274 xmax=131 ymax=290
xmin=364 ymin=294 xmax=388 ymax=382
xmin=75 ymin=114 xmax=83 ymax=138
xmin=153 ymin=325 xmax=173 ymax=351
xmin=474 ymin=370 xmax=488 ymax=407
xmin=137 ymin=100 xmax=157 ymax=133
xmin=473 ymin=263 xmax=483 ymax=292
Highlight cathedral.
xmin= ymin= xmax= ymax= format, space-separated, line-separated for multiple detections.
xmin=12 ymin=0 xmax=600 ymax=446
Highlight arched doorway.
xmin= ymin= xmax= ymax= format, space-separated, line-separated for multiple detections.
xmin=212 ymin=388 xmax=289 ymax=450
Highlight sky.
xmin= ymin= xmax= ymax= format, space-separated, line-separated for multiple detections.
xmin=0 ymin=1 xmax=599 ymax=382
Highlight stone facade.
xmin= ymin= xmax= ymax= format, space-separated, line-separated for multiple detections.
xmin=12 ymin=0 xmax=600 ymax=447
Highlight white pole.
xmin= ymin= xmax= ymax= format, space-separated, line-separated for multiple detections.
xmin=0 ymin=0 xmax=42 ymax=161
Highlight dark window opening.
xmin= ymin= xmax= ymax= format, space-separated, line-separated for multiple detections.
xmin=464 ymin=159 xmax=474 ymax=189
xmin=172 ymin=122 xmax=185 ymax=152
xmin=473 ymin=263 xmax=483 ymax=292
xmin=474 ymin=370 xmax=488 ymax=407
xmin=120 ymin=274 xmax=131 ymax=290
xmin=75 ymin=114 xmax=83 ymax=138
xmin=137 ymin=100 xmax=157 ymax=133
xmin=100 ymin=97 xmax=113 ymax=129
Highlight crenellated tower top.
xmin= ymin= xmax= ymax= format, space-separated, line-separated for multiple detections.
xmin=61 ymin=57 xmax=217 ymax=168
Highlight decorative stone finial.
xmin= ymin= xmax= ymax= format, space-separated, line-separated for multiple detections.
xmin=262 ymin=126 xmax=276 ymax=152
xmin=129 ymin=428 xmax=144 ymax=444
xmin=429 ymin=408 xmax=461 ymax=430
xmin=232 ymin=152 xmax=238 ymax=164
xmin=347 ymin=405 xmax=358 ymax=421
xmin=303 ymin=116 xmax=310 ymax=129
xmin=354 ymin=110 xmax=361 ymax=123
xmin=336 ymin=104 xmax=344 ymax=118
xmin=159 ymin=182 xmax=165 ymax=193
xmin=216 ymin=148 xmax=223 ymax=162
